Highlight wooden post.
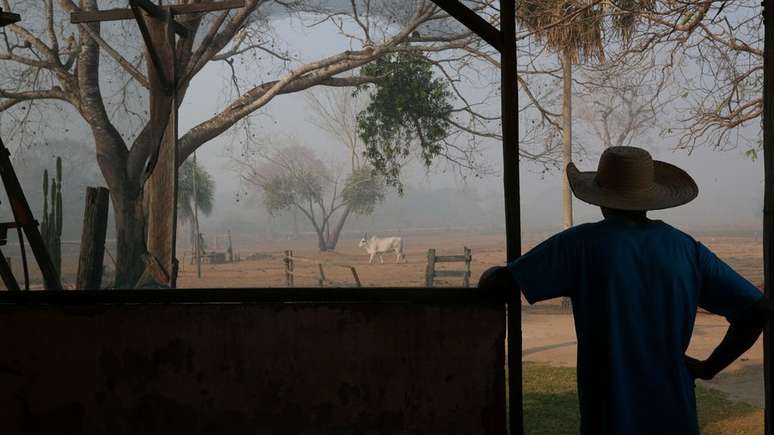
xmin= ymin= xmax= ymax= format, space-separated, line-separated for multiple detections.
xmin=142 ymin=10 xmax=179 ymax=288
xmin=462 ymin=246 xmax=472 ymax=288
xmin=763 ymin=0 xmax=773 ymax=433
xmin=227 ymin=229 xmax=233 ymax=262
xmin=76 ymin=187 xmax=110 ymax=290
xmin=500 ymin=0 xmax=523 ymax=433
xmin=425 ymin=249 xmax=436 ymax=288
xmin=318 ymin=263 xmax=326 ymax=287
xmin=350 ymin=266 xmax=362 ymax=288
xmin=0 ymin=255 xmax=18 ymax=291
xmin=284 ymin=250 xmax=290 ymax=287
xmin=289 ymin=250 xmax=294 ymax=287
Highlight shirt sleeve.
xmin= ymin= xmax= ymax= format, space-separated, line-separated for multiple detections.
xmin=696 ymin=242 xmax=763 ymax=322
xmin=507 ymin=230 xmax=578 ymax=304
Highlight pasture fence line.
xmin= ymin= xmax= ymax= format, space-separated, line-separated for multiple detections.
xmin=283 ymin=250 xmax=362 ymax=288
xmin=425 ymin=247 xmax=472 ymax=288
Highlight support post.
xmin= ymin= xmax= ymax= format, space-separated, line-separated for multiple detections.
xmin=76 ymin=187 xmax=110 ymax=290
xmin=762 ymin=1 xmax=773 ymax=433
xmin=0 ymin=255 xmax=19 ymax=291
xmin=500 ymin=0 xmax=522 ymax=433
xmin=141 ymin=11 xmax=179 ymax=288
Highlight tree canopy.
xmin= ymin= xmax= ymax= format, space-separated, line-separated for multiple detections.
xmin=355 ymin=51 xmax=455 ymax=193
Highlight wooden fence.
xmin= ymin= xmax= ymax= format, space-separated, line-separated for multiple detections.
xmin=284 ymin=250 xmax=362 ymax=288
xmin=425 ymin=247 xmax=472 ymax=287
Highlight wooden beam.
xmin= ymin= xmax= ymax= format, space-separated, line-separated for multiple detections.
xmin=0 ymin=9 xmax=21 ymax=27
xmin=763 ymin=0 xmax=773 ymax=432
xmin=168 ymin=0 xmax=245 ymax=15
xmin=130 ymin=0 xmax=190 ymax=38
xmin=431 ymin=0 xmax=502 ymax=52
xmin=130 ymin=2 xmax=171 ymax=92
xmin=499 ymin=0 xmax=522 ymax=434
xmin=70 ymin=1 xmax=245 ymax=24
xmin=71 ymin=8 xmax=134 ymax=23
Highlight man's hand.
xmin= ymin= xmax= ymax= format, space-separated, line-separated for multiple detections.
xmin=684 ymin=355 xmax=715 ymax=380
xmin=477 ymin=266 xmax=513 ymax=303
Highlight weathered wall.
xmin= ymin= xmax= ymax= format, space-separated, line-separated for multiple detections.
xmin=0 ymin=302 xmax=505 ymax=434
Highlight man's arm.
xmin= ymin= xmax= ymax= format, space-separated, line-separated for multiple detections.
xmin=686 ymin=297 xmax=772 ymax=380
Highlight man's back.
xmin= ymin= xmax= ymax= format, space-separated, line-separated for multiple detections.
xmin=508 ymin=216 xmax=762 ymax=435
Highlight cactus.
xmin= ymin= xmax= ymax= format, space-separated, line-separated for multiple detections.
xmin=41 ymin=157 xmax=62 ymax=278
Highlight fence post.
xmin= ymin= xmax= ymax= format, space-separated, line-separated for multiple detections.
xmin=350 ymin=266 xmax=362 ymax=288
xmin=289 ymin=250 xmax=294 ymax=287
xmin=425 ymin=249 xmax=436 ymax=287
xmin=284 ymin=250 xmax=291 ymax=288
xmin=318 ymin=263 xmax=326 ymax=287
xmin=463 ymin=246 xmax=472 ymax=288
xmin=227 ymin=229 xmax=233 ymax=262
xmin=76 ymin=187 xmax=109 ymax=290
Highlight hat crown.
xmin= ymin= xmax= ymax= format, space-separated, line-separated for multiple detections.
xmin=594 ymin=147 xmax=654 ymax=192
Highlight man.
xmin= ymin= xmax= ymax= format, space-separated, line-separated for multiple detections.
xmin=479 ymin=146 xmax=771 ymax=435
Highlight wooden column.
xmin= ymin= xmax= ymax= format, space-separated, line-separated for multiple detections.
xmin=141 ymin=11 xmax=179 ymax=288
xmin=76 ymin=187 xmax=110 ymax=289
xmin=500 ymin=0 xmax=522 ymax=433
xmin=763 ymin=0 xmax=773 ymax=433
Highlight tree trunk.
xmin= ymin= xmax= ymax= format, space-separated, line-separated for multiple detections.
xmin=326 ymin=206 xmax=352 ymax=251
xmin=562 ymin=50 xmax=573 ymax=230
xmin=111 ymin=191 xmax=146 ymax=288
xmin=561 ymin=50 xmax=574 ymax=312
xmin=316 ymin=229 xmax=329 ymax=252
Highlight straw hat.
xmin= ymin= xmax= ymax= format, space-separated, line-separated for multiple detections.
xmin=566 ymin=146 xmax=698 ymax=211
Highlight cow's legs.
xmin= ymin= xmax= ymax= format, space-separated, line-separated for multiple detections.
xmin=379 ymin=253 xmax=384 ymax=264
xmin=369 ymin=253 xmax=375 ymax=264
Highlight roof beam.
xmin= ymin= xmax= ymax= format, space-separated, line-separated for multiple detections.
xmin=430 ymin=0 xmax=502 ymax=52
xmin=129 ymin=0 xmax=190 ymax=38
xmin=0 ymin=8 xmax=21 ymax=27
xmin=71 ymin=0 xmax=245 ymax=25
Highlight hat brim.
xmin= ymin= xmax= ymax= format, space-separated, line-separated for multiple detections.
xmin=566 ymin=161 xmax=698 ymax=211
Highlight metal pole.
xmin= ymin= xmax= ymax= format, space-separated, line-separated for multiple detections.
xmin=500 ymin=0 xmax=522 ymax=433
xmin=762 ymin=1 xmax=773 ymax=433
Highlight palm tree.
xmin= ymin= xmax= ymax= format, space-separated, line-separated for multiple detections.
xmin=518 ymin=0 xmax=650 ymax=309
xmin=178 ymin=156 xmax=215 ymax=251
xmin=517 ymin=0 xmax=652 ymax=229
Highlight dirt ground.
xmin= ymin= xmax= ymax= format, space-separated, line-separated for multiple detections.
xmin=177 ymin=232 xmax=764 ymax=289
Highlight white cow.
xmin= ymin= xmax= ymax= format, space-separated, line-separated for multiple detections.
xmin=358 ymin=233 xmax=406 ymax=264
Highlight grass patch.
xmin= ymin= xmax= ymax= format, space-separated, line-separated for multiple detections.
xmin=522 ymin=363 xmax=762 ymax=434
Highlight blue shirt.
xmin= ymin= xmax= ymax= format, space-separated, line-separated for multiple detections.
xmin=508 ymin=217 xmax=763 ymax=435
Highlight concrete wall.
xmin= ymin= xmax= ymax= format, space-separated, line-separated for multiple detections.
xmin=0 ymin=302 xmax=506 ymax=434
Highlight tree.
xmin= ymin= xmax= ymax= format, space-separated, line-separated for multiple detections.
xmin=595 ymin=1 xmax=762 ymax=153
xmin=518 ymin=0 xmax=605 ymax=229
xmin=177 ymin=157 xmax=215 ymax=248
xmin=576 ymin=53 xmax=673 ymax=150
xmin=242 ymin=145 xmax=384 ymax=251
xmin=355 ymin=51 xmax=458 ymax=192
xmin=0 ymin=0 xmax=494 ymax=286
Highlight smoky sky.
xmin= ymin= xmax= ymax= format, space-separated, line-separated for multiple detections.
xmin=0 ymin=3 xmax=764 ymax=240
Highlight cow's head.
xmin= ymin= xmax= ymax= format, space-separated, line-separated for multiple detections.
xmin=358 ymin=233 xmax=368 ymax=248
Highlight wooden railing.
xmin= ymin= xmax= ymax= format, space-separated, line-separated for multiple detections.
xmin=283 ymin=250 xmax=362 ymax=288
xmin=425 ymin=247 xmax=472 ymax=287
